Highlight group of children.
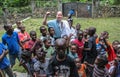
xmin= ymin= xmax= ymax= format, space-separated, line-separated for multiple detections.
xmin=0 ymin=19 xmax=120 ymax=77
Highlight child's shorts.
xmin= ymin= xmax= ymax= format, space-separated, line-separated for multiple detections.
xmin=9 ymin=53 xmax=21 ymax=67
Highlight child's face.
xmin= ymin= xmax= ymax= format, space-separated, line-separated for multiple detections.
xmin=49 ymin=28 xmax=55 ymax=35
xmin=99 ymin=38 xmax=105 ymax=45
xmin=21 ymin=26 xmax=25 ymax=32
xmin=41 ymin=29 xmax=47 ymax=36
xmin=45 ymin=40 xmax=51 ymax=48
xmin=83 ymin=30 xmax=88 ymax=36
xmin=6 ymin=26 xmax=13 ymax=34
xmin=117 ymin=49 xmax=120 ymax=60
xmin=75 ymin=58 xmax=81 ymax=68
xmin=70 ymin=45 xmax=77 ymax=53
xmin=30 ymin=32 xmax=36 ymax=40
xmin=112 ymin=42 xmax=119 ymax=50
xmin=76 ymin=25 xmax=80 ymax=30
xmin=36 ymin=50 xmax=46 ymax=60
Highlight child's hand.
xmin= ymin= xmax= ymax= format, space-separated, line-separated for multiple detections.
xmin=84 ymin=61 xmax=88 ymax=65
xmin=3 ymin=50 xmax=8 ymax=55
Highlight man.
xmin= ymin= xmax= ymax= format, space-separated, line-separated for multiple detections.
xmin=47 ymin=38 xmax=79 ymax=77
xmin=42 ymin=11 xmax=69 ymax=39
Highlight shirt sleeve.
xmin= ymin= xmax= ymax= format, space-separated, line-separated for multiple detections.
xmin=1 ymin=43 xmax=7 ymax=50
xmin=88 ymin=39 xmax=93 ymax=50
xmin=2 ymin=36 xmax=6 ymax=45
xmin=47 ymin=20 xmax=54 ymax=28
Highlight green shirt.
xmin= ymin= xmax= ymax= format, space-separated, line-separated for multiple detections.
xmin=43 ymin=46 xmax=54 ymax=58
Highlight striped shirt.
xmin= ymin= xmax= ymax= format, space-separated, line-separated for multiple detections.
xmin=93 ymin=64 xmax=109 ymax=77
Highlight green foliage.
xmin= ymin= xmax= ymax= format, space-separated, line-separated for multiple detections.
xmin=0 ymin=0 xmax=30 ymax=7
xmin=109 ymin=0 xmax=120 ymax=5
xmin=8 ymin=6 xmax=31 ymax=14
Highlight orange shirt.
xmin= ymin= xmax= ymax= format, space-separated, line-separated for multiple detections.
xmin=18 ymin=32 xmax=30 ymax=49
xmin=78 ymin=64 xmax=86 ymax=77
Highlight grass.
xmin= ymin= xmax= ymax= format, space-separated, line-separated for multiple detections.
xmin=0 ymin=17 xmax=120 ymax=72
xmin=22 ymin=17 xmax=120 ymax=42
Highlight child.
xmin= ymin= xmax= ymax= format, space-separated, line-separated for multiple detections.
xmin=93 ymin=54 xmax=109 ymax=77
xmin=18 ymin=25 xmax=30 ymax=50
xmin=20 ymin=50 xmax=36 ymax=77
xmin=68 ymin=44 xmax=78 ymax=59
xmin=48 ymin=27 xmax=55 ymax=47
xmin=34 ymin=48 xmax=49 ymax=77
xmin=84 ymin=27 xmax=97 ymax=64
xmin=28 ymin=31 xmax=43 ymax=56
xmin=67 ymin=19 xmax=77 ymax=41
xmin=43 ymin=38 xmax=54 ymax=58
xmin=14 ymin=20 xmax=22 ymax=33
xmin=2 ymin=24 xmax=24 ymax=68
xmin=96 ymin=36 xmax=107 ymax=56
xmin=0 ymin=43 xmax=14 ymax=77
xmin=28 ymin=30 xmax=37 ymax=51
xmin=75 ymin=58 xmax=86 ymax=77
xmin=39 ymin=26 xmax=49 ymax=41
xmin=62 ymin=35 xmax=70 ymax=54
xmin=47 ymin=38 xmax=79 ymax=77
xmin=72 ymin=30 xmax=84 ymax=60
xmin=75 ymin=23 xmax=81 ymax=36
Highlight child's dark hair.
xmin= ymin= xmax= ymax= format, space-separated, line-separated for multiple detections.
xmin=48 ymin=27 xmax=54 ymax=32
xmin=43 ymin=37 xmax=50 ymax=43
xmin=97 ymin=54 xmax=108 ymax=66
xmin=3 ymin=24 xmax=12 ymax=30
xmin=112 ymin=40 xmax=120 ymax=44
xmin=88 ymin=27 xmax=96 ymax=36
xmin=21 ymin=50 xmax=31 ymax=59
xmin=39 ymin=26 xmax=46 ymax=33
xmin=30 ymin=30 xmax=36 ymax=35
xmin=70 ymin=43 xmax=78 ymax=49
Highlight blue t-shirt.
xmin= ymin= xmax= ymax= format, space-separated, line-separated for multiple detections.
xmin=47 ymin=19 xmax=61 ymax=38
xmin=0 ymin=43 xmax=10 ymax=69
xmin=2 ymin=32 xmax=20 ymax=55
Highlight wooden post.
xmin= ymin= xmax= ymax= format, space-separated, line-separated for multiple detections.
xmin=58 ymin=0 xmax=62 ymax=11
xmin=31 ymin=0 xmax=35 ymax=16
xmin=2 ymin=7 xmax=8 ymax=25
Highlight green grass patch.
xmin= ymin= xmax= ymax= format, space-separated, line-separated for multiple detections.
xmin=22 ymin=17 xmax=120 ymax=42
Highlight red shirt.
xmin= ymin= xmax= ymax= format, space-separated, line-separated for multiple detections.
xmin=18 ymin=32 xmax=30 ymax=49
xmin=73 ymin=39 xmax=84 ymax=60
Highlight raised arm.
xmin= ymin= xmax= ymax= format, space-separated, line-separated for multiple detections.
xmin=42 ymin=12 xmax=50 ymax=25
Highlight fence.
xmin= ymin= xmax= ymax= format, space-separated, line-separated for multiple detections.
xmin=62 ymin=2 xmax=92 ymax=18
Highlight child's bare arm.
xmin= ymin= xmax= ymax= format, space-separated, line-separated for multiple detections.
xmin=0 ymin=50 xmax=8 ymax=61
xmin=84 ymin=61 xmax=94 ymax=67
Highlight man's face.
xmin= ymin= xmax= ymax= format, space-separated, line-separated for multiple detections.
xmin=56 ymin=11 xmax=63 ymax=21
